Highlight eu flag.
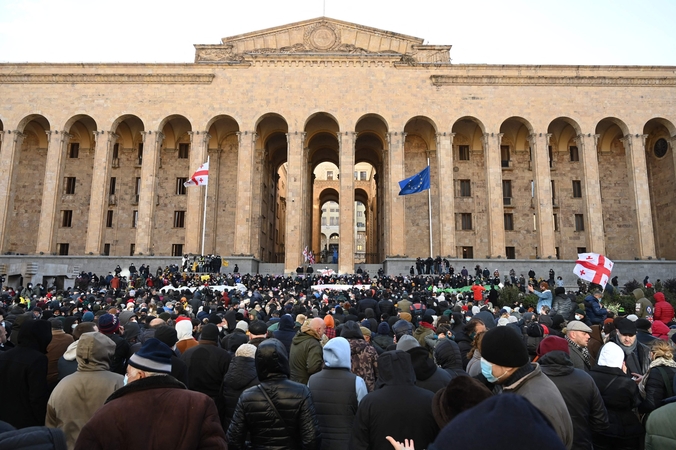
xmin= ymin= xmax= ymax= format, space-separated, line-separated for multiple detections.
xmin=398 ymin=166 xmax=431 ymax=195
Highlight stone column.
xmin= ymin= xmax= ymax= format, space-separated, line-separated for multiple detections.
xmin=339 ymin=131 xmax=355 ymax=274
xmin=36 ymin=131 xmax=71 ymax=254
xmin=387 ymin=132 xmax=406 ymax=257
xmin=0 ymin=131 xmax=25 ymax=253
xmin=233 ymin=131 xmax=256 ymax=256
xmin=285 ymin=132 xmax=306 ymax=273
xmin=528 ymin=133 xmax=556 ymax=259
xmin=437 ymin=132 xmax=456 ymax=257
xmin=84 ymin=131 xmax=118 ymax=254
xmin=135 ymin=131 xmax=163 ymax=255
xmin=621 ymin=134 xmax=656 ymax=258
xmin=576 ymin=133 xmax=605 ymax=255
xmin=185 ymin=131 xmax=210 ymax=254
xmin=482 ymin=133 xmax=505 ymax=258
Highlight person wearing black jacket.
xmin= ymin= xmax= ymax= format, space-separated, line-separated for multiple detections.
xmin=433 ymin=337 xmax=468 ymax=379
xmin=221 ymin=343 xmax=259 ymax=432
xmin=537 ymin=336 xmax=608 ymax=450
xmin=226 ymin=338 xmax=321 ymax=450
xmin=397 ymin=335 xmax=451 ymax=394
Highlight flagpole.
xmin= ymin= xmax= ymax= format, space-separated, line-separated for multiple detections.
xmin=201 ymin=155 xmax=209 ymax=256
xmin=427 ymin=156 xmax=433 ymax=258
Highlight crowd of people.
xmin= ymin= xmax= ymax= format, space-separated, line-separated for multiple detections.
xmin=0 ymin=262 xmax=675 ymax=450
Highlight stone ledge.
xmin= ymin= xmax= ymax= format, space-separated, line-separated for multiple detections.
xmin=430 ymin=74 xmax=676 ymax=87
xmin=0 ymin=73 xmax=215 ymax=84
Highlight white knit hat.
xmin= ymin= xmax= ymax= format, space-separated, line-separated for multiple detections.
xmin=597 ymin=342 xmax=624 ymax=369
xmin=235 ymin=343 xmax=257 ymax=358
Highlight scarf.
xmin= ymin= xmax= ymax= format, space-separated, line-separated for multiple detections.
xmin=615 ymin=334 xmax=640 ymax=374
xmin=419 ymin=321 xmax=436 ymax=331
xmin=565 ymin=335 xmax=593 ymax=369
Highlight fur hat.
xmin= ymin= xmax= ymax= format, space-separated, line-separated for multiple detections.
xmin=432 ymin=375 xmax=493 ymax=429
xmin=235 ymin=343 xmax=257 ymax=358
xmin=482 ymin=326 xmax=529 ymax=368
xmin=128 ymin=338 xmax=172 ymax=374
xmin=98 ymin=313 xmax=119 ymax=334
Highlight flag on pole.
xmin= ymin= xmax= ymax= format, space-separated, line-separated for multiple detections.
xmin=573 ymin=252 xmax=614 ymax=289
xmin=184 ymin=161 xmax=209 ymax=187
xmin=398 ymin=166 xmax=431 ymax=195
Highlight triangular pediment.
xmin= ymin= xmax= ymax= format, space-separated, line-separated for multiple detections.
xmin=194 ymin=17 xmax=451 ymax=64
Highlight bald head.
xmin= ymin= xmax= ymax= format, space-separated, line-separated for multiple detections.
xmin=149 ymin=318 xmax=166 ymax=328
xmin=310 ymin=317 xmax=326 ymax=336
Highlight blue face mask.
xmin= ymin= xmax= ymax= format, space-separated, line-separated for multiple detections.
xmin=481 ymin=358 xmax=499 ymax=383
xmin=123 ymin=374 xmax=128 ymax=386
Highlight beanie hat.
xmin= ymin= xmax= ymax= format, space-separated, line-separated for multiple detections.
xmin=635 ymin=318 xmax=652 ymax=331
xmin=554 ymin=286 xmax=566 ymax=296
xmin=236 ymin=321 xmax=249 ymax=332
xmin=200 ymin=324 xmax=220 ymax=342
xmin=158 ymin=312 xmax=171 ymax=322
xmin=537 ymin=336 xmax=570 ymax=357
xmin=360 ymin=326 xmax=372 ymax=337
xmin=396 ymin=334 xmax=420 ymax=352
xmin=377 ymin=322 xmax=391 ymax=335
xmin=128 ymin=338 xmax=172 ymax=374
xmin=249 ymin=320 xmax=268 ymax=336
xmin=575 ymin=309 xmax=586 ymax=316
xmin=626 ymin=314 xmax=638 ymax=322
xmin=235 ymin=343 xmax=257 ymax=358
xmin=98 ymin=313 xmax=120 ymax=334
xmin=482 ymin=326 xmax=529 ymax=367
xmin=497 ymin=317 xmax=509 ymax=327
xmin=154 ymin=326 xmax=178 ymax=348
xmin=422 ymin=313 xmax=434 ymax=324
xmin=208 ymin=313 xmax=222 ymax=325
xmin=82 ymin=311 xmax=95 ymax=322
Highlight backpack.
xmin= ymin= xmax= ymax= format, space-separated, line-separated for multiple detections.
xmin=411 ymin=302 xmax=426 ymax=317
xmin=655 ymin=366 xmax=676 ymax=405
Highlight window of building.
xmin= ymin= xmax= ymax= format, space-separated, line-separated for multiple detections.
xmin=654 ymin=138 xmax=669 ymax=158
xmin=569 ymin=146 xmax=579 ymax=162
xmin=504 ymin=213 xmax=514 ymax=231
xmin=69 ymin=143 xmax=79 ymax=158
xmin=132 ymin=210 xmax=138 ymax=228
xmin=112 ymin=143 xmax=119 ymax=160
xmin=548 ymin=145 xmax=554 ymax=168
xmin=172 ymin=244 xmax=183 ymax=256
xmin=176 ymin=178 xmax=187 ymax=195
xmin=137 ymin=143 xmax=144 ymax=165
xmin=533 ymin=213 xmax=537 ymax=231
xmin=506 ymin=246 xmax=516 ymax=259
xmin=106 ymin=210 xmax=114 ymax=228
xmin=575 ymin=214 xmax=585 ymax=231
xmin=572 ymin=180 xmax=582 ymax=198
xmin=134 ymin=177 xmax=141 ymax=203
xmin=61 ymin=210 xmax=72 ymax=227
xmin=130 ymin=243 xmax=135 ymax=256
xmin=462 ymin=246 xmax=474 ymax=259
xmin=321 ymin=216 xmax=327 ymax=226
xmin=357 ymin=210 xmax=363 ymax=217
xmin=577 ymin=247 xmax=587 ymax=254
xmin=461 ymin=213 xmax=472 ymax=230
xmin=460 ymin=180 xmax=471 ymax=197
xmin=174 ymin=211 xmax=185 ymax=228
xmin=326 ymin=171 xmax=334 ymax=180
xmin=330 ymin=217 xmax=338 ymax=226
xmin=103 ymin=243 xmax=110 ymax=256
xmin=109 ymin=177 xmax=116 ymax=195
xmin=360 ymin=171 xmax=367 ymax=180
xmin=555 ymin=247 xmax=560 ymax=260
xmin=502 ymin=180 xmax=512 ymax=204
xmin=553 ymin=213 xmax=559 ymax=231
xmin=458 ymin=145 xmax=470 ymax=161
xmin=178 ymin=143 xmax=189 ymax=159
xmin=501 ymin=145 xmax=510 ymax=167
xmin=64 ymin=177 xmax=76 ymax=195
xmin=357 ymin=244 xmax=364 ymax=251
xmin=531 ymin=180 xmax=534 ymax=197
xmin=58 ymin=243 xmax=69 ymax=255
xmin=551 ymin=180 xmax=556 ymax=205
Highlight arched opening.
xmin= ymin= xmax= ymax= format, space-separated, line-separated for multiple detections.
xmin=595 ymin=117 xmax=636 ymax=260
xmin=403 ymin=116 xmax=437 ymax=259
xmin=257 ymin=114 xmax=289 ymax=263
xmin=547 ymin=117 xmax=583 ymax=260
xmin=107 ymin=115 xmax=145 ymax=256
xmin=154 ymin=115 xmax=192 ymax=255
xmin=643 ymin=118 xmax=676 ymax=259
xmin=55 ymin=115 xmax=98 ymax=255
xmin=206 ymin=115 xmax=240 ymax=256
xmin=6 ymin=115 xmax=50 ymax=254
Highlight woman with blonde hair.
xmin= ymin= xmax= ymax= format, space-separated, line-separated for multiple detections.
xmin=638 ymin=339 xmax=676 ymax=415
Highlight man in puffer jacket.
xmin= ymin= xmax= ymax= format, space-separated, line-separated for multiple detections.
xmin=551 ymin=287 xmax=575 ymax=321
xmin=227 ymin=338 xmax=321 ymax=450
xmin=584 ymin=290 xmax=607 ymax=325
xmin=653 ymin=292 xmax=674 ymax=326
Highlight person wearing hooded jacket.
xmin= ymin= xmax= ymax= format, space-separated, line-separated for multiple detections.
xmin=308 ymin=337 xmax=367 ymax=450
xmin=634 ymin=288 xmax=654 ymax=319
xmin=397 ymin=335 xmax=451 ymax=394
xmin=341 ymin=321 xmax=379 ymax=392
xmin=46 ymin=332 xmax=124 ymax=449
xmin=433 ymin=337 xmax=468 ymax=379
xmin=349 ymin=350 xmax=438 ymax=450
xmin=273 ymin=314 xmax=297 ymax=356
xmin=537 ymin=336 xmax=608 ymax=450
xmin=0 ymin=319 xmax=52 ymax=429
xmin=653 ymin=292 xmax=674 ymax=326
xmin=221 ymin=343 xmax=259 ymax=432
xmin=227 ymin=338 xmax=321 ymax=450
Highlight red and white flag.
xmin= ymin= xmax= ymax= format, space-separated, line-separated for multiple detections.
xmin=573 ymin=252 xmax=614 ymax=288
xmin=184 ymin=161 xmax=209 ymax=187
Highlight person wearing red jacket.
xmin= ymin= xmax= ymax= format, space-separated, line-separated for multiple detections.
xmin=653 ymin=292 xmax=674 ymax=326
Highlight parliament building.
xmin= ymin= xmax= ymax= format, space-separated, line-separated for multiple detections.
xmin=0 ymin=17 xmax=675 ymax=276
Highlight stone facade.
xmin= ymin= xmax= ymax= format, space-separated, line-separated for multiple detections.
xmin=0 ymin=17 xmax=674 ymax=276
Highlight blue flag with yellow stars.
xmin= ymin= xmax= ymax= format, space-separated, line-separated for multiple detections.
xmin=398 ymin=166 xmax=431 ymax=195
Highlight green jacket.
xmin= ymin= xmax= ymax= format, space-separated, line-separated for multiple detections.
xmin=289 ymin=332 xmax=323 ymax=385
xmin=645 ymin=401 xmax=676 ymax=450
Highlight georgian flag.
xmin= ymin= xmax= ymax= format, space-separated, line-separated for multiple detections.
xmin=184 ymin=161 xmax=209 ymax=187
xmin=573 ymin=252 xmax=614 ymax=289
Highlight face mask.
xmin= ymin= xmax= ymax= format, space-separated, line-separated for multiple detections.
xmin=72 ymin=323 xmax=78 ymax=330
xmin=575 ymin=315 xmax=583 ymax=321
xmin=481 ymin=357 xmax=508 ymax=383
xmin=450 ymin=319 xmax=455 ymax=325
xmin=123 ymin=374 xmax=128 ymax=386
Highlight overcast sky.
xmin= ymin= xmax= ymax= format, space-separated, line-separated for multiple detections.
xmin=1 ymin=0 xmax=675 ymax=66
